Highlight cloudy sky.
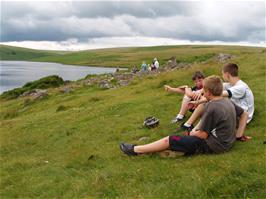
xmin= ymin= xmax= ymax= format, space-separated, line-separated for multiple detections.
xmin=1 ymin=0 xmax=265 ymax=50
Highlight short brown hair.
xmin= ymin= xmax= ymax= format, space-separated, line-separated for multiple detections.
xmin=192 ymin=71 xmax=205 ymax=80
xmin=203 ymin=75 xmax=223 ymax=96
xmin=222 ymin=63 xmax=238 ymax=77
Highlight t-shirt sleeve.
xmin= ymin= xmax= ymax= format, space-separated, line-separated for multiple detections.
xmin=223 ymin=82 xmax=230 ymax=90
xmin=227 ymin=84 xmax=246 ymax=99
xmin=199 ymin=105 xmax=213 ymax=134
xmin=233 ymin=102 xmax=244 ymax=117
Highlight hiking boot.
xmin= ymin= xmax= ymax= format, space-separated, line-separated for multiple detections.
xmin=120 ymin=143 xmax=138 ymax=156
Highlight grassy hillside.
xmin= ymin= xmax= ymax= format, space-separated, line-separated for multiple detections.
xmin=0 ymin=45 xmax=65 ymax=61
xmin=1 ymin=44 xmax=263 ymax=68
xmin=0 ymin=46 xmax=266 ymax=198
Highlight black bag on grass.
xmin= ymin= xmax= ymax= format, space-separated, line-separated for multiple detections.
xmin=143 ymin=116 xmax=159 ymax=128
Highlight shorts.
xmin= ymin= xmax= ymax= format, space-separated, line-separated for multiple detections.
xmin=169 ymin=135 xmax=213 ymax=155
xmin=189 ymin=108 xmax=195 ymax=113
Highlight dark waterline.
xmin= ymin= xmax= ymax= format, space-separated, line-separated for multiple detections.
xmin=0 ymin=61 xmax=119 ymax=94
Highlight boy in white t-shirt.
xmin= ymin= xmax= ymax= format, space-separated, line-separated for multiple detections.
xmin=222 ymin=63 xmax=254 ymax=123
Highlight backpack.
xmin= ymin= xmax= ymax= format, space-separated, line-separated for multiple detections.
xmin=143 ymin=116 xmax=159 ymax=128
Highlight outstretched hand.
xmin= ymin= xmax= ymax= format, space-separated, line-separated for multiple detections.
xmin=164 ymin=85 xmax=171 ymax=92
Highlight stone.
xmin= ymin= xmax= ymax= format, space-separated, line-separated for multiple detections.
xmin=113 ymin=73 xmax=134 ymax=81
xmin=167 ymin=56 xmax=177 ymax=68
xmin=98 ymin=80 xmax=112 ymax=89
xmin=217 ymin=53 xmax=233 ymax=62
xmin=59 ymin=87 xmax=73 ymax=93
xmin=119 ymin=80 xmax=129 ymax=87
xmin=21 ymin=89 xmax=48 ymax=100
xmin=31 ymin=89 xmax=48 ymax=100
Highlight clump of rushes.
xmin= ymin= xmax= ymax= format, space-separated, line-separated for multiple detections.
xmin=56 ymin=105 xmax=67 ymax=112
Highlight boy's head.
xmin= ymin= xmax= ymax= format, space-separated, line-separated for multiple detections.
xmin=192 ymin=71 xmax=205 ymax=89
xmin=222 ymin=63 xmax=239 ymax=81
xmin=203 ymin=75 xmax=223 ymax=100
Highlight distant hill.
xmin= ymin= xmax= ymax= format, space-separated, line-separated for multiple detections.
xmin=0 ymin=45 xmax=65 ymax=60
xmin=1 ymin=44 xmax=264 ymax=68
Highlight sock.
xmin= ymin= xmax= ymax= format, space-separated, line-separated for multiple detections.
xmin=176 ymin=114 xmax=184 ymax=119
xmin=184 ymin=122 xmax=191 ymax=127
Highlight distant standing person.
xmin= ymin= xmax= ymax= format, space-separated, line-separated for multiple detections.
xmin=154 ymin=58 xmax=159 ymax=70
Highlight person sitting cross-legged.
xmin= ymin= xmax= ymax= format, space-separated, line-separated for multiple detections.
xmin=120 ymin=75 xmax=244 ymax=156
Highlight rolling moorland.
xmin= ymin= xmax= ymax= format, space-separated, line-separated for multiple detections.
xmin=0 ymin=45 xmax=266 ymax=198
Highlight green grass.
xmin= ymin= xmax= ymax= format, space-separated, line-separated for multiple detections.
xmin=1 ymin=44 xmax=263 ymax=68
xmin=0 ymin=45 xmax=266 ymax=198
xmin=0 ymin=45 xmax=65 ymax=60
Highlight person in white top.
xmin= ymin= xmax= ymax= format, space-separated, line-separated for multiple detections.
xmin=222 ymin=64 xmax=254 ymax=123
xmin=154 ymin=58 xmax=159 ymax=69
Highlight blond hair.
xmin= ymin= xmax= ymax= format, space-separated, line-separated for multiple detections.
xmin=203 ymin=75 xmax=223 ymax=96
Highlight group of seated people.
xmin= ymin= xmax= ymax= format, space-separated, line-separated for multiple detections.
xmin=120 ymin=63 xmax=254 ymax=156
xmin=141 ymin=58 xmax=160 ymax=71
xmin=131 ymin=58 xmax=160 ymax=73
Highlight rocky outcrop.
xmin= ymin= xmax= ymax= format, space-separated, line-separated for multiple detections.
xmin=98 ymin=80 xmax=113 ymax=89
xmin=59 ymin=87 xmax=73 ymax=93
xmin=166 ymin=56 xmax=178 ymax=68
xmin=21 ymin=89 xmax=48 ymax=100
xmin=217 ymin=53 xmax=233 ymax=62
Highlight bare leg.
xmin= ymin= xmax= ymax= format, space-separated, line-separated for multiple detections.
xmin=177 ymin=95 xmax=191 ymax=117
xmin=134 ymin=136 xmax=170 ymax=154
xmin=236 ymin=111 xmax=249 ymax=138
xmin=191 ymin=120 xmax=202 ymax=131
xmin=185 ymin=103 xmax=205 ymax=125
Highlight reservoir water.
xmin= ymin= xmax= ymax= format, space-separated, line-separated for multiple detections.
xmin=0 ymin=61 xmax=118 ymax=94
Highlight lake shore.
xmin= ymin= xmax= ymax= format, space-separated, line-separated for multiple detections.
xmin=0 ymin=60 xmax=120 ymax=93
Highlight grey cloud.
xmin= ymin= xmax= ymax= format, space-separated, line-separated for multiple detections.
xmin=2 ymin=1 xmax=196 ymax=20
xmin=1 ymin=1 xmax=265 ymax=43
xmin=72 ymin=1 xmax=196 ymax=18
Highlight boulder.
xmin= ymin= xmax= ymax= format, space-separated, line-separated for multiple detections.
xmin=167 ymin=57 xmax=177 ymax=68
xmin=217 ymin=53 xmax=233 ymax=62
xmin=21 ymin=89 xmax=48 ymax=100
xmin=118 ymin=80 xmax=130 ymax=87
xmin=113 ymin=73 xmax=134 ymax=81
xmin=59 ymin=87 xmax=73 ymax=93
xmin=98 ymin=80 xmax=112 ymax=89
